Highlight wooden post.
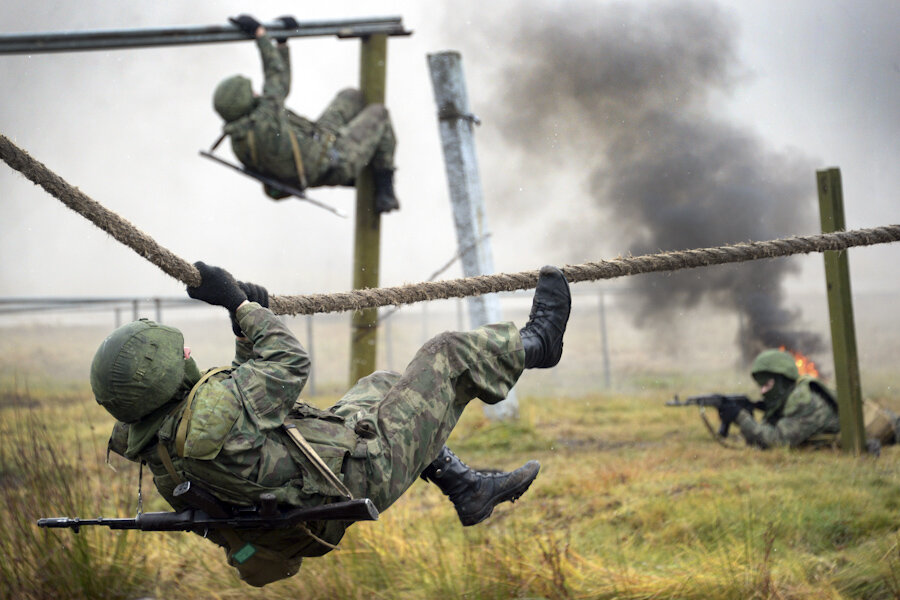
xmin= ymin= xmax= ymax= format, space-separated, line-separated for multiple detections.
xmin=428 ymin=50 xmax=518 ymax=420
xmin=816 ymin=168 xmax=866 ymax=455
xmin=349 ymin=34 xmax=387 ymax=387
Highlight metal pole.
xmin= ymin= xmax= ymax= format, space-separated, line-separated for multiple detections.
xmin=384 ymin=309 xmax=394 ymax=372
xmin=598 ymin=291 xmax=611 ymax=389
xmin=427 ymin=50 xmax=517 ymax=420
xmin=115 ymin=307 xmax=122 ymax=328
xmin=349 ymin=34 xmax=387 ymax=387
xmin=0 ymin=17 xmax=411 ymax=55
xmin=306 ymin=315 xmax=316 ymax=396
xmin=817 ymin=168 xmax=866 ymax=455
xmin=154 ymin=297 xmax=162 ymax=323
xmin=131 ymin=299 xmax=139 ymax=321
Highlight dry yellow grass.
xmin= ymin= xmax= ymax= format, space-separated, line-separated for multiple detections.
xmin=2 ymin=295 xmax=900 ymax=599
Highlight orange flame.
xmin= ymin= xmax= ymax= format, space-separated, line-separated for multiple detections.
xmin=778 ymin=346 xmax=819 ymax=378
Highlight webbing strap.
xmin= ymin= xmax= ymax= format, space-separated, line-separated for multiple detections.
xmin=156 ymin=443 xmax=184 ymax=484
xmin=247 ymin=130 xmax=259 ymax=168
xmin=283 ymin=423 xmax=353 ymax=500
xmin=287 ymin=129 xmax=309 ymax=189
xmin=175 ymin=367 xmax=232 ymax=458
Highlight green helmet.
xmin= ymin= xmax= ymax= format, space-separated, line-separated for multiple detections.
xmin=213 ymin=75 xmax=254 ymax=121
xmin=90 ymin=319 xmax=186 ymax=423
xmin=750 ymin=349 xmax=799 ymax=382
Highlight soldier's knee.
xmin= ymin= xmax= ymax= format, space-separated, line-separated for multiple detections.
xmin=420 ymin=331 xmax=457 ymax=356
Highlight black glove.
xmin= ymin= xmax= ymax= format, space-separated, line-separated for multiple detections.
xmin=229 ymin=14 xmax=261 ymax=36
xmin=239 ymin=281 xmax=270 ymax=308
xmin=187 ymin=262 xmax=247 ymax=313
xmin=717 ymin=401 xmax=745 ymax=428
xmin=230 ymin=281 xmax=270 ymax=337
xmin=276 ymin=15 xmax=299 ymax=43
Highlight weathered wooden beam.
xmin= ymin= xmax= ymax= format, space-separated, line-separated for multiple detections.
xmin=349 ymin=34 xmax=387 ymax=386
xmin=817 ymin=167 xmax=866 ymax=455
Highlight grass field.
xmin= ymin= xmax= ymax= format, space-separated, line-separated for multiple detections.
xmin=2 ymin=293 xmax=899 ymax=599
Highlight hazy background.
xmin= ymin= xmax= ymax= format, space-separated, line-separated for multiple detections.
xmin=1 ymin=0 xmax=898 ymax=380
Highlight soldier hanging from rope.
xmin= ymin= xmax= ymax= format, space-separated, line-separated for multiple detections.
xmin=211 ymin=14 xmax=400 ymax=214
xmin=90 ymin=263 xmax=570 ymax=586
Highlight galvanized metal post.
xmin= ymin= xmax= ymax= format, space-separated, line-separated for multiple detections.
xmin=428 ymin=51 xmax=517 ymax=420
xmin=349 ymin=34 xmax=387 ymax=387
xmin=598 ymin=291 xmax=611 ymax=389
xmin=817 ymin=168 xmax=866 ymax=455
xmin=306 ymin=315 xmax=316 ymax=396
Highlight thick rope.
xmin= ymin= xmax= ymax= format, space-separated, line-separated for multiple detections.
xmin=268 ymin=225 xmax=900 ymax=314
xmin=3 ymin=133 xmax=899 ymax=316
xmin=0 ymin=134 xmax=201 ymax=286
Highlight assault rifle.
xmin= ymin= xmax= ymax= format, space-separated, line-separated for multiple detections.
xmin=38 ymin=481 xmax=378 ymax=534
xmin=667 ymin=394 xmax=764 ymax=438
xmin=199 ymin=150 xmax=348 ymax=218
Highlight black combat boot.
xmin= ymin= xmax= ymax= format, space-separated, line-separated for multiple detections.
xmin=421 ymin=447 xmax=540 ymax=527
xmin=373 ymin=167 xmax=400 ymax=214
xmin=520 ymin=266 xmax=571 ymax=368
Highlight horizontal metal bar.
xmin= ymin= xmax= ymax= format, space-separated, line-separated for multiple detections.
xmin=0 ymin=17 xmax=411 ymax=55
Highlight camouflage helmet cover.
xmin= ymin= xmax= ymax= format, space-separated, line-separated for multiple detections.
xmin=750 ymin=349 xmax=799 ymax=381
xmin=213 ymin=75 xmax=254 ymax=122
xmin=90 ymin=319 xmax=186 ymax=423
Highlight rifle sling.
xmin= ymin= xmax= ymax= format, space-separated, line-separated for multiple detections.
xmin=283 ymin=423 xmax=353 ymax=500
xmin=227 ymin=126 xmax=309 ymax=191
xmin=286 ymin=128 xmax=309 ymax=189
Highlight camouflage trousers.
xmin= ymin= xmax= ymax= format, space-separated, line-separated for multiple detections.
xmin=329 ymin=322 xmax=524 ymax=512
xmin=311 ymin=88 xmax=397 ymax=186
xmin=207 ymin=322 xmax=524 ymax=586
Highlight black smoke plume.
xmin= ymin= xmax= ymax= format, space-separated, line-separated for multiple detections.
xmin=470 ymin=1 xmax=823 ymax=360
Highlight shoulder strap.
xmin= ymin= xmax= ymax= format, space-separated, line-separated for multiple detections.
xmin=247 ymin=129 xmax=259 ymax=168
xmin=175 ymin=367 xmax=232 ymax=458
xmin=287 ymin=128 xmax=309 ymax=189
xmin=807 ymin=378 xmax=839 ymax=413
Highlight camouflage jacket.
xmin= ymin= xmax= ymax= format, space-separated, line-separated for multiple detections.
xmin=223 ymin=34 xmax=334 ymax=187
xmin=735 ymin=376 xmax=840 ymax=448
xmin=107 ymin=303 xmax=359 ymax=580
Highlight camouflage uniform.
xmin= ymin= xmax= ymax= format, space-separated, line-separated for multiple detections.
xmin=108 ymin=302 xmax=524 ymax=586
xmin=734 ymin=376 xmax=840 ymax=448
xmin=221 ymin=34 xmax=396 ymax=197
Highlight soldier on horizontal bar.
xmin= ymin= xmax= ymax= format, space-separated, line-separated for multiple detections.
xmin=212 ymin=15 xmax=400 ymax=214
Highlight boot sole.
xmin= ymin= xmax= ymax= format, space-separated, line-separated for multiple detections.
xmin=459 ymin=461 xmax=540 ymax=527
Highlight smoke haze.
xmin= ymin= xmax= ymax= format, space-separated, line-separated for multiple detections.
xmin=460 ymin=1 xmax=824 ymax=358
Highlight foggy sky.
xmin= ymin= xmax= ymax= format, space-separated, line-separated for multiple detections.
xmin=2 ymin=1 xmax=898 ymax=325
